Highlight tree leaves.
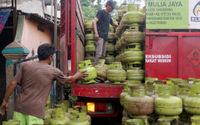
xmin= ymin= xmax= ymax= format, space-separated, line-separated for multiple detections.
xmin=80 ymin=0 xmax=103 ymax=19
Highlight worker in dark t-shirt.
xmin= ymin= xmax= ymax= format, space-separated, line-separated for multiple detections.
xmin=93 ymin=0 xmax=118 ymax=65
xmin=0 ymin=43 xmax=87 ymax=125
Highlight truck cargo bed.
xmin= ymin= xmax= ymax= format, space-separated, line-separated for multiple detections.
xmin=71 ymin=83 xmax=124 ymax=98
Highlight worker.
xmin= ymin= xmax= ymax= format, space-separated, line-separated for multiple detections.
xmin=93 ymin=0 xmax=118 ymax=65
xmin=0 ymin=43 xmax=87 ymax=125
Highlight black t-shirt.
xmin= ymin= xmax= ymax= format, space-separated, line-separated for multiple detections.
xmin=96 ymin=9 xmax=113 ymax=40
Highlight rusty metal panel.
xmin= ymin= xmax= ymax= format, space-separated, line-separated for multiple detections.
xmin=75 ymin=35 xmax=84 ymax=71
xmin=76 ymin=0 xmax=85 ymax=37
xmin=60 ymin=34 xmax=67 ymax=74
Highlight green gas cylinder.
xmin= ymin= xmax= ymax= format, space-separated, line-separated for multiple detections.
xmin=44 ymin=108 xmax=53 ymax=125
xmin=125 ymin=43 xmax=141 ymax=51
xmin=108 ymin=32 xmax=115 ymax=40
xmin=105 ymin=52 xmax=115 ymax=64
xmin=125 ymin=80 xmax=142 ymax=85
xmin=157 ymin=116 xmax=179 ymax=125
xmin=177 ymin=83 xmax=190 ymax=99
xmin=50 ymin=108 xmax=69 ymax=125
xmin=123 ymin=50 xmax=144 ymax=62
xmin=85 ymin=33 xmax=94 ymax=41
xmin=123 ymin=85 xmax=154 ymax=115
xmin=121 ymin=4 xmax=143 ymax=24
xmin=115 ymin=54 xmax=123 ymax=62
xmin=67 ymin=107 xmax=91 ymax=125
xmin=125 ymin=61 xmax=142 ymax=70
xmin=191 ymin=115 xmax=200 ymax=125
xmin=125 ymin=118 xmax=145 ymax=125
xmin=79 ymin=60 xmax=97 ymax=84
xmin=145 ymin=77 xmax=158 ymax=84
xmin=57 ymin=100 xmax=70 ymax=112
xmin=85 ymin=53 xmax=95 ymax=63
xmin=106 ymin=42 xmax=115 ymax=52
xmin=120 ymin=84 xmax=129 ymax=107
xmin=127 ymin=69 xmax=144 ymax=81
xmin=184 ymin=85 xmax=200 ymax=115
xmin=107 ymin=62 xmax=126 ymax=83
xmin=117 ymin=5 xmax=127 ymax=20
xmin=50 ymin=117 xmax=69 ymax=125
xmin=122 ymin=25 xmax=144 ymax=43
xmin=166 ymin=78 xmax=187 ymax=96
xmin=94 ymin=59 xmax=107 ymax=79
xmin=85 ymin=41 xmax=95 ymax=52
xmin=155 ymin=84 xmax=182 ymax=116
xmin=85 ymin=19 xmax=93 ymax=30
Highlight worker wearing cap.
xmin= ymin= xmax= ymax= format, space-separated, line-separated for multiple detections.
xmin=93 ymin=0 xmax=118 ymax=65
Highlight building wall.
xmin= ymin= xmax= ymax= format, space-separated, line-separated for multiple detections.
xmin=0 ymin=0 xmax=44 ymax=17
xmin=17 ymin=0 xmax=44 ymax=17
xmin=21 ymin=17 xmax=51 ymax=58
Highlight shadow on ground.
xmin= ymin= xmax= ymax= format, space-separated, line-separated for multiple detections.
xmin=92 ymin=117 xmax=122 ymax=125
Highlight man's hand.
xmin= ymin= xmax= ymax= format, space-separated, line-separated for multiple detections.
xmin=115 ymin=23 xmax=118 ymax=28
xmin=94 ymin=33 xmax=99 ymax=41
xmin=75 ymin=71 xmax=88 ymax=80
xmin=0 ymin=99 xmax=8 ymax=116
xmin=66 ymin=71 xmax=88 ymax=83
xmin=112 ymin=21 xmax=118 ymax=28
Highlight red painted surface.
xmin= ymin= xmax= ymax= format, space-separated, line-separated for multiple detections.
xmin=71 ymin=84 xmax=124 ymax=98
xmin=71 ymin=0 xmax=76 ymax=75
xmin=145 ymin=36 xmax=178 ymax=80
xmin=145 ymin=30 xmax=200 ymax=80
xmin=182 ymin=37 xmax=200 ymax=79
xmin=60 ymin=0 xmax=69 ymax=75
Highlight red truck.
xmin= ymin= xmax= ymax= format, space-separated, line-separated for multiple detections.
xmin=59 ymin=0 xmax=123 ymax=117
xmin=59 ymin=0 xmax=200 ymax=118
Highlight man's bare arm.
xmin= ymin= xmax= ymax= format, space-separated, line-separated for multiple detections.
xmin=65 ymin=71 xmax=87 ymax=84
xmin=92 ymin=17 xmax=99 ymax=40
xmin=0 ymin=80 xmax=17 ymax=115
xmin=3 ymin=80 xmax=17 ymax=102
xmin=112 ymin=21 xmax=118 ymax=27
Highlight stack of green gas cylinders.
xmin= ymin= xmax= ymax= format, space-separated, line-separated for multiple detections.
xmin=105 ymin=24 xmax=116 ymax=64
xmin=3 ymin=104 xmax=91 ymax=125
xmin=107 ymin=62 xmax=126 ymax=84
xmin=121 ymin=84 xmax=153 ymax=125
xmin=115 ymin=3 xmax=145 ymax=86
xmin=44 ymin=100 xmax=91 ymax=125
xmin=84 ymin=19 xmax=95 ymax=63
xmin=120 ymin=77 xmax=200 ymax=125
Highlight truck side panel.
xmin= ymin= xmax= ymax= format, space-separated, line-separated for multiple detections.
xmin=145 ymin=36 xmax=178 ymax=79
xmin=182 ymin=36 xmax=200 ymax=78
xmin=60 ymin=0 xmax=85 ymax=74
xmin=145 ymin=31 xmax=200 ymax=80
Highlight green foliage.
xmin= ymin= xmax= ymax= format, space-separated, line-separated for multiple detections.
xmin=82 ymin=6 xmax=98 ymax=19
xmin=80 ymin=0 xmax=119 ymax=20
xmin=80 ymin=0 xmax=103 ymax=19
